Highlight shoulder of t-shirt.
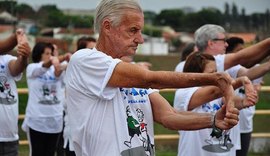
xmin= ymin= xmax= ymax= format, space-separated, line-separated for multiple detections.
xmin=0 ymin=54 xmax=17 ymax=63
xmin=175 ymin=61 xmax=185 ymax=72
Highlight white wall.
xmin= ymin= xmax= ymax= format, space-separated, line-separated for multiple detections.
xmin=137 ymin=37 xmax=168 ymax=55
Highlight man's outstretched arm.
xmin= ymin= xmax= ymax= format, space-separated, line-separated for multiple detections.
xmin=149 ymin=92 xmax=239 ymax=131
xmin=0 ymin=33 xmax=17 ymax=53
xmin=224 ymin=38 xmax=270 ymax=69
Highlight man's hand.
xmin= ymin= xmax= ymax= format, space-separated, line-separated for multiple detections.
xmin=215 ymin=73 xmax=235 ymax=113
xmin=136 ymin=61 xmax=152 ymax=70
xmin=64 ymin=53 xmax=72 ymax=62
xmin=16 ymin=29 xmax=31 ymax=58
xmin=51 ymin=56 xmax=60 ymax=69
xmin=17 ymin=43 xmax=31 ymax=58
xmin=8 ymin=29 xmax=31 ymax=77
xmin=242 ymin=77 xmax=258 ymax=107
xmin=215 ymin=105 xmax=239 ymax=130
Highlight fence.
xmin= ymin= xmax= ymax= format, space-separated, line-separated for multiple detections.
xmin=17 ymin=87 xmax=270 ymax=145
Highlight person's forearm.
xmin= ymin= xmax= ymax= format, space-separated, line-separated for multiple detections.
xmin=147 ymin=71 xmax=231 ymax=90
xmin=54 ymin=63 xmax=63 ymax=77
xmin=238 ymin=38 xmax=270 ymax=68
xmin=9 ymin=56 xmax=28 ymax=76
xmin=58 ymin=55 xmax=66 ymax=63
xmin=232 ymin=77 xmax=248 ymax=89
xmin=242 ymin=62 xmax=270 ymax=80
xmin=233 ymin=96 xmax=244 ymax=110
xmin=0 ymin=34 xmax=17 ymax=53
xmin=109 ymin=62 xmax=233 ymax=91
xmin=159 ymin=111 xmax=212 ymax=130
xmin=188 ymin=86 xmax=222 ymax=111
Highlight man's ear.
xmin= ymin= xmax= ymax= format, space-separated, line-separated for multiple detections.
xmin=102 ymin=19 xmax=111 ymax=34
xmin=208 ymin=40 xmax=214 ymax=49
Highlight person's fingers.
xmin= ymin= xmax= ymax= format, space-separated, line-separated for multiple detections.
xmin=225 ymin=108 xmax=239 ymax=124
xmin=227 ymin=107 xmax=239 ymax=115
xmin=244 ymin=90 xmax=258 ymax=107
xmin=51 ymin=56 xmax=60 ymax=68
xmin=224 ymin=117 xmax=238 ymax=127
xmin=17 ymin=43 xmax=31 ymax=57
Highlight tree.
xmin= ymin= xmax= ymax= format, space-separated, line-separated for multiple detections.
xmin=0 ymin=1 xmax=17 ymax=14
xmin=46 ymin=11 xmax=69 ymax=27
xmin=68 ymin=15 xmax=94 ymax=28
xmin=196 ymin=8 xmax=224 ymax=25
xmin=231 ymin=2 xmax=239 ymax=26
xmin=144 ymin=11 xmax=156 ymax=25
xmin=155 ymin=9 xmax=184 ymax=31
xmin=223 ymin=2 xmax=231 ymax=30
xmin=143 ymin=24 xmax=162 ymax=37
xmin=224 ymin=2 xmax=230 ymax=15
xmin=15 ymin=3 xmax=35 ymax=19
xmin=37 ymin=5 xmax=62 ymax=25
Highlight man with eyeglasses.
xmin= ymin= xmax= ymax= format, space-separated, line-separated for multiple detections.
xmin=175 ymin=24 xmax=270 ymax=156
xmin=194 ymin=24 xmax=270 ymax=75
xmin=176 ymin=24 xmax=270 ymax=80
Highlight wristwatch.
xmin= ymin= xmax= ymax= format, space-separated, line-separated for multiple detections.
xmin=210 ymin=112 xmax=223 ymax=138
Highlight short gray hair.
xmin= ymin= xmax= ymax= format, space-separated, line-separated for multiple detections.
xmin=94 ymin=0 xmax=143 ymax=33
xmin=194 ymin=24 xmax=226 ymax=51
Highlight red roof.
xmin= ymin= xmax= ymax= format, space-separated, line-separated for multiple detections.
xmin=228 ymin=33 xmax=257 ymax=43
xmin=0 ymin=25 xmax=14 ymax=33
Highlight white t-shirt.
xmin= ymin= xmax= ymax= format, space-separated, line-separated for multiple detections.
xmin=0 ymin=55 xmax=22 ymax=142
xmin=22 ymin=62 xmax=64 ymax=133
xmin=175 ymin=61 xmax=185 ymax=72
xmin=214 ymin=54 xmax=242 ymax=150
xmin=214 ymin=54 xmax=242 ymax=77
xmin=63 ymin=98 xmax=74 ymax=151
xmin=174 ymin=87 xmax=239 ymax=156
xmin=174 ymin=54 xmax=242 ymax=155
xmin=65 ymin=48 xmax=156 ymax=156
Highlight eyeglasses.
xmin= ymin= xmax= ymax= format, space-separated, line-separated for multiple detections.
xmin=211 ymin=38 xmax=227 ymax=42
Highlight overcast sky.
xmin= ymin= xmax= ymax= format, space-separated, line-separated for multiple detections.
xmin=17 ymin=0 xmax=270 ymax=15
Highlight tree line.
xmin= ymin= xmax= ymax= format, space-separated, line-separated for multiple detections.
xmin=0 ymin=1 xmax=269 ymax=37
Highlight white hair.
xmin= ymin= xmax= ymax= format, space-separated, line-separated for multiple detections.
xmin=94 ymin=0 xmax=143 ymax=33
xmin=195 ymin=24 xmax=226 ymax=51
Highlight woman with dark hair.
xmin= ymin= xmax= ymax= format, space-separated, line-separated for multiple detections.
xmin=226 ymin=37 xmax=244 ymax=54
xmin=174 ymin=51 xmax=257 ymax=156
xmin=76 ymin=36 xmax=96 ymax=50
xmin=22 ymin=42 xmax=69 ymax=156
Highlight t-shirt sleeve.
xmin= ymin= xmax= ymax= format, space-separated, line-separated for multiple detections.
xmin=252 ymin=77 xmax=263 ymax=85
xmin=175 ymin=61 xmax=185 ymax=72
xmin=214 ymin=54 xmax=225 ymax=72
xmin=67 ymin=49 xmax=121 ymax=100
xmin=226 ymin=65 xmax=242 ymax=79
xmin=26 ymin=62 xmax=48 ymax=78
xmin=147 ymin=88 xmax=159 ymax=95
xmin=4 ymin=55 xmax=23 ymax=81
xmin=173 ymin=87 xmax=199 ymax=111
